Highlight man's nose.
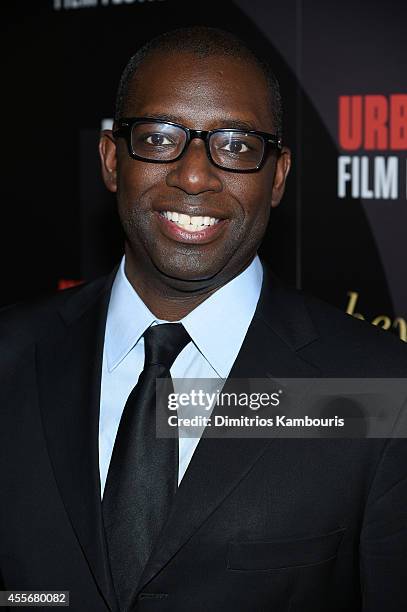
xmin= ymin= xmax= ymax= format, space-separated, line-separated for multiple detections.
xmin=165 ymin=138 xmax=223 ymax=194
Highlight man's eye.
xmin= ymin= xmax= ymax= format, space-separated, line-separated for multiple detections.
xmin=221 ymin=140 xmax=250 ymax=154
xmin=145 ymin=133 xmax=174 ymax=146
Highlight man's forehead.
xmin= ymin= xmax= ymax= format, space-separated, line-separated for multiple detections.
xmin=124 ymin=51 xmax=273 ymax=131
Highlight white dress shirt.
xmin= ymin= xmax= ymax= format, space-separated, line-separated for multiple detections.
xmin=99 ymin=255 xmax=263 ymax=496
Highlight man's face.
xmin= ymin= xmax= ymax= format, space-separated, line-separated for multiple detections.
xmin=100 ymin=51 xmax=290 ymax=291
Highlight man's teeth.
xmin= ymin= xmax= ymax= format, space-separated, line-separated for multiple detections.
xmin=160 ymin=211 xmax=220 ymax=231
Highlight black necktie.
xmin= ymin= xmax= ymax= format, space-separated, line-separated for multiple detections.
xmin=102 ymin=323 xmax=191 ymax=611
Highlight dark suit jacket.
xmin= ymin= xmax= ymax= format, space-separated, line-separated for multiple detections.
xmin=1 ymin=266 xmax=407 ymax=612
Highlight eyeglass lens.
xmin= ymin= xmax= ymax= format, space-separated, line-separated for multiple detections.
xmin=130 ymin=121 xmax=265 ymax=170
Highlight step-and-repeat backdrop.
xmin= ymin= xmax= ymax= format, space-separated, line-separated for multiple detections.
xmin=3 ymin=0 xmax=406 ymax=342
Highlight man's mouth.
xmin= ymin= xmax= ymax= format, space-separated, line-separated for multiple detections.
xmin=159 ymin=210 xmax=221 ymax=232
xmin=155 ymin=208 xmax=228 ymax=244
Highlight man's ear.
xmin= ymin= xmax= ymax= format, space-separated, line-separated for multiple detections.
xmin=271 ymin=146 xmax=291 ymax=208
xmin=99 ymin=129 xmax=117 ymax=193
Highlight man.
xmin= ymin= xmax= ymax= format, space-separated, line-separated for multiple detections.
xmin=1 ymin=26 xmax=406 ymax=612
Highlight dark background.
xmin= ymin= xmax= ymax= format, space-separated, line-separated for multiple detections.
xmin=2 ymin=0 xmax=406 ymax=341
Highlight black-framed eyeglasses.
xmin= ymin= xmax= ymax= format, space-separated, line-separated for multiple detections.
xmin=113 ymin=117 xmax=282 ymax=172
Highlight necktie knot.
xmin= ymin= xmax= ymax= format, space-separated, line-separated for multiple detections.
xmin=143 ymin=323 xmax=190 ymax=370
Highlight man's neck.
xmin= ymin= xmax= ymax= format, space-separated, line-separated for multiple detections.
xmin=123 ymin=261 xmax=225 ymax=321
xmin=122 ymin=251 xmax=257 ymax=321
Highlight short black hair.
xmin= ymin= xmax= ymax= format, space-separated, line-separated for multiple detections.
xmin=114 ymin=26 xmax=283 ymax=137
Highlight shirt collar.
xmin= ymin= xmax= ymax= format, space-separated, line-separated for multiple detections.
xmin=180 ymin=257 xmax=263 ymax=377
xmin=105 ymin=258 xmax=157 ymax=372
xmin=105 ymin=255 xmax=263 ymax=377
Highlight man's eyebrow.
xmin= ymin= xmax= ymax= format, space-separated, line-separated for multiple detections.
xmin=220 ymin=119 xmax=259 ymax=131
xmin=138 ymin=112 xmax=258 ymax=131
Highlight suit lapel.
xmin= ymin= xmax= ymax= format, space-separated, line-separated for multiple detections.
xmin=36 ymin=262 xmax=321 ymax=606
xmin=36 ymin=270 xmax=119 ymax=612
xmin=134 ymin=268 xmax=321 ymax=596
